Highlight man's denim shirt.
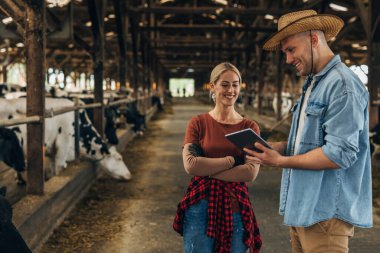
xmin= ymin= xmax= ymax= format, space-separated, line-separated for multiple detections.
xmin=281 ymin=55 xmax=373 ymax=228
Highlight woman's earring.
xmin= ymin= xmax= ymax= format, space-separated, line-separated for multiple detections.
xmin=209 ymin=91 xmax=216 ymax=103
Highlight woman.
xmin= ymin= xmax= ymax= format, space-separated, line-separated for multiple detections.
xmin=173 ymin=62 xmax=262 ymax=253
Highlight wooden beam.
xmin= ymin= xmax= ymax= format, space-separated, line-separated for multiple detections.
xmin=0 ymin=0 xmax=25 ymax=34
xmin=140 ymin=24 xmax=276 ymax=33
xmin=25 ymin=0 xmax=46 ymax=195
xmin=73 ymin=33 xmax=92 ymax=53
xmin=0 ymin=21 xmax=22 ymax=40
xmin=128 ymin=3 xmax=350 ymax=16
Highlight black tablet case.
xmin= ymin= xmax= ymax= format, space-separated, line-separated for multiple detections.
xmin=225 ymin=128 xmax=272 ymax=152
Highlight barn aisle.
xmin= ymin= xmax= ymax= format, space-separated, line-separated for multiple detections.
xmin=38 ymin=98 xmax=380 ymax=253
xmin=38 ymin=98 xmax=211 ymax=252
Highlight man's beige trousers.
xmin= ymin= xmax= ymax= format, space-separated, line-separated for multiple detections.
xmin=289 ymin=218 xmax=354 ymax=253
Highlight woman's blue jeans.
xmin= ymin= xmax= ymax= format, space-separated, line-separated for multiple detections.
xmin=183 ymin=199 xmax=247 ymax=253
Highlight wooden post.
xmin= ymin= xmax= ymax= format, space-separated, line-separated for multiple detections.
xmin=25 ymin=0 xmax=46 ymax=195
xmin=88 ymin=0 xmax=105 ymax=136
xmin=113 ymin=0 xmax=127 ymax=89
xmin=2 ymin=65 xmax=7 ymax=83
xmin=74 ymin=97 xmax=80 ymax=159
xmin=256 ymin=45 xmax=265 ymax=115
xmin=275 ymin=49 xmax=283 ymax=120
xmin=368 ymin=0 xmax=380 ymax=129
xmin=130 ymin=15 xmax=139 ymax=98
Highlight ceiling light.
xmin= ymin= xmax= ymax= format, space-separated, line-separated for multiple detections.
xmin=348 ymin=16 xmax=357 ymax=23
xmin=208 ymin=14 xmax=217 ymax=20
xmin=214 ymin=0 xmax=228 ymax=5
xmin=187 ymin=68 xmax=194 ymax=73
xmin=215 ymin=8 xmax=224 ymax=15
xmin=46 ymin=0 xmax=71 ymax=8
xmin=106 ymin=31 xmax=115 ymax=37
xmin=108 ymin=14 xmax=116 ymax=19
xmin=329 ymin=3 xmax=348 ymax=12
xmin=0 ymin=48 xmax=6 ymax=53
xmin=16 ymin=42 xmax=24 ymax=47
xmin=352 ymin=43 xmax=360 ymax=48
xmin=160 ymin=0 xmax=174 ymax=4
xmin=163 ymin=14 xmax=173 ymax=19
xmin=264 ymin=14 xmax=274 ymax=20
xmin=85 ymin=21 xmax=92 ymax=27
xmin=2 ymin=17 xmax=13 ymax=25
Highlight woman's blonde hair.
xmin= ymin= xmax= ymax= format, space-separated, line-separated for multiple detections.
xmin=209 ymin=62 xmax=242 ymax=84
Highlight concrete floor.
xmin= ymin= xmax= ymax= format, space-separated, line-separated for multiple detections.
xmin=39 ymin=97 xmax=380 ymax=253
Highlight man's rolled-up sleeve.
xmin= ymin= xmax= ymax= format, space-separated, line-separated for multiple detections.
xmin=321 ymin=91 xmax=367 ymax=169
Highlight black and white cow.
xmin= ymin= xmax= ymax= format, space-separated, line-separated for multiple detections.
xmin=0 ymin=98 xmax=131 ymax=181
xmin=0 ymin=192 xmax=32 ymax=253
xmin=78 ymin=97 xmax=120 ymax=145
xmin=0 ymin=127 xmax=25 ymax=173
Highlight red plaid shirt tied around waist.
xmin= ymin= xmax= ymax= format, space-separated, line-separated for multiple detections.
xmin=173 ymin=176 xmax=262 ymax=253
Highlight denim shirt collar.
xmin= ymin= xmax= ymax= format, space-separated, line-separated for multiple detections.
xmin=302 ymin=55 xmax=341 ymax=92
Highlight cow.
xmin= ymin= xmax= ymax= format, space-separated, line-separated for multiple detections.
xmin=76 ymin=96 xmax=120 ymax=145
xmin=48 ymin=90 xmax=121 ymax=145
xmin=125 ymin=101 xmax=146 ymax=136
xmin=0 ymin=127 xmax=25 ymax=173
xmin=0 ymin=192 xmax=32 ymax=253
xmin=0 ymin=98 xmax=131 ymax=182
xmin=0 ymin=127 xmax=26 ymax=184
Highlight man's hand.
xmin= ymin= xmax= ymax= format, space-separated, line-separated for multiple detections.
xmin=244 ymin=142 xmax=285 ymax=167
xmin=268 ymin=141 xmax=287 ymax=155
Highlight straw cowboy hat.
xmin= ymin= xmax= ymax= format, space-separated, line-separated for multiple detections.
xmin=263 ymin=9 xmax=344 ymax=51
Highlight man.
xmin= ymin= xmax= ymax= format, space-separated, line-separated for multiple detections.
xmin=245 ymin=9 xmax=373 ymax=253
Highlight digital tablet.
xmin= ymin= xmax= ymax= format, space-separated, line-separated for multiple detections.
xmin=225 ymin=128 xmax=272 ymax=152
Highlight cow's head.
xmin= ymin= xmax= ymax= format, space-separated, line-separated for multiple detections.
xmin=0 ymin=127 xmax=25 ymax=172
xmin=97 ymin=146 xmax=131 ymax=180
